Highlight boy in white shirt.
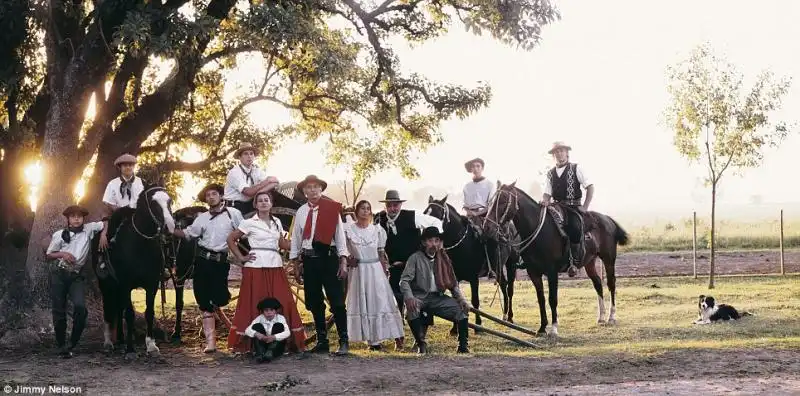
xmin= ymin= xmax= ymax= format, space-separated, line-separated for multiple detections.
xmin=102 ymin=153 xmax=145 ymax=214
xmin=238 ymin=297 xmax=290 ymax=363
xmin=223 ymin=142 xmax=279 ymax=215
xmin=46 ymin=205 xmax=107 ymax=358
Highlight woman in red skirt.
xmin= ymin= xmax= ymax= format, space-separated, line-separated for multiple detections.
xmin=226 ymin=191 xmax=306 ymax=354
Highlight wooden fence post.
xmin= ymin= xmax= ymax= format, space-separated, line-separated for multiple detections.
xmin=780 ymin=209 xmax=785 ymax=276
xmin=692 ymin=211 xmax=697 ymax=279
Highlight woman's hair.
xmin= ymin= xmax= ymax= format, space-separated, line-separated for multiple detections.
xmin=252 ymin=191 xmax=279 ymax=229
xmin=252 ymin=191 xmax=272 ymax=208
xmin=355 ymin=200 xmax=371 ymax=214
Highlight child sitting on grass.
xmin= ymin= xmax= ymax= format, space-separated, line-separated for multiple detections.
xmin=238 ymin=297 xmax=290 ymax=363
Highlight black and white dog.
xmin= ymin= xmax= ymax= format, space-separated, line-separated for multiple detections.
xmin=693 ymin=295 xmax=752 ymax=324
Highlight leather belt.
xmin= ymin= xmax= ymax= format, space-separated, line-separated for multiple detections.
xmin=196 ymin=246 xmax=228 ymax=262
xmin=555 ymin=199 xmax=582 ymax=206
xmin=301 ymin=247 xmax=336 ymax=258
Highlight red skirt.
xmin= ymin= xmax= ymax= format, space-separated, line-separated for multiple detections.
xmin=227 ymin=267 xmax=306 ymax=353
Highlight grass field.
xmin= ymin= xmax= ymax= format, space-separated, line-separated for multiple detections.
xmin=132 ymin=275 xmax=800 ymax=358
xmin=622 ymin=217 xmax=800 ymax=252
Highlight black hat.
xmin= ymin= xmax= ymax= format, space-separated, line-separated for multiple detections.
xmin=257 ymin=297 xmax=282 ymax=311
xmin=379 ymin=190 xmax=406 ymax=203
xmin=62 ymin=205 xmax=89 ymax=217
xmin=421 ymin=226 xmax=442 ymax=240
xmin=197 ymin=183 xmax=224 ymax=203
xmin=464 ymin=157 xmax=485 ymax=172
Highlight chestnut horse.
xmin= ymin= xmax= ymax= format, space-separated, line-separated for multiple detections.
xmin=483 ymin=182 xmax=629 ymax=335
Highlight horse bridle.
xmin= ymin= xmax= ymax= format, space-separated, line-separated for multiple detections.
xmin=132 ymin=186 xmax=171 ymax=240
xmin=424 ymin=203 xmax=469 ymax=251
xmin=483 ymin=186 xmax=547 ymax=253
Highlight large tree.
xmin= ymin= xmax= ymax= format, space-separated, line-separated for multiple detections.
xmin=0 ymin=0 xmax=559 ymax=344
xmin=665 ymin=43 xmax=792 ymax=289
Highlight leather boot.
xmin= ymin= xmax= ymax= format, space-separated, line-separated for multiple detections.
xmin=408 ymin=318 xmax=427 ymax=355
xmin=202 ymin=316 xmax=216 ymax=353
xmin=456 ymin=318 xmax=470 ymax=353
xmin=309 ymin=312 xmax=329 ymax=353
xmin=253 ymin=340 xmax=273 ymax=363
xmin=54 ymin=319 xmax=67 ymax=349
xmin=394 ymin=337 xmax=404 ymax=351
xmin=333 ymin=308 xmax=349 ymax=356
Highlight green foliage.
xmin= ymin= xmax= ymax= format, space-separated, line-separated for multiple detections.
xmin=665 ymin=43 xmax=793 ymax=185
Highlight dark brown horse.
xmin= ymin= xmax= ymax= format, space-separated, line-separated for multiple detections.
xmin=483 ymin=182 xmax=629 ymax=335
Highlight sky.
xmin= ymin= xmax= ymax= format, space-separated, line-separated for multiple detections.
xmin=64 ymin=0 xmax=800 ymax=221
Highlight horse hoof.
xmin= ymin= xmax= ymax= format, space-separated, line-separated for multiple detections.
xmin=607 ymin=319 xmax=617 ymax=326
xmin=536 ymin=330 xmax=547 ymax=337
xmin=103 ymin=343 xmax=114 ymax=353
xmin=597 ymin=320 xmax=606 ymax=326
xmin=147 ymin=349 xmax=161 ymax=358
xmin=125 ymin=352 xmax=137 ymax=360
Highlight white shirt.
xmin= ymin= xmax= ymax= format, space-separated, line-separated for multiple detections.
xmin=102 ymin=176 xmax=145 ymax=209
xmin=46 ymin=221 xmax=105 ymax=270
xmin=183 ymin=208 xmax=244 ymax=252
xmin=237 ymin=216 xmax=285 ymax=268
xmin=244 ymin=313 xmax=290 ymax=341
xmin=462 ymin=178 xmax=495 ymax=210
xmin=542 ymin=163 xmax=591 ymax=196
xmin=223 ymin=164 xmax=267 ymax=202
xmin=289 ymin=203 xmax=349 ymax=260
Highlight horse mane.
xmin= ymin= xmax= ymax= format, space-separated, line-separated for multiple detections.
xmin=503 ymin=184 xmax=539 ymax=206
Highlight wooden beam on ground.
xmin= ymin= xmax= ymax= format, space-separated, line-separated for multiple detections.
xmin=467 ymin=322 xmax=539 ymax=348
xmin=469 ymin=307 xmax=538 ymax=337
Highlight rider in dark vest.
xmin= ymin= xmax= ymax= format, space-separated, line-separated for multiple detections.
xmin=542 ymin=141 xmax=594 ymax=277
xmin=374 ymin=189 xmax=442 ymax=351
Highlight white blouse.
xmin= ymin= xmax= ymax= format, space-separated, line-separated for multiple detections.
xmin=344 ymin=222 xmax=387 ymax=264
xmin=238 ymin=215 xmax=285 ymax=268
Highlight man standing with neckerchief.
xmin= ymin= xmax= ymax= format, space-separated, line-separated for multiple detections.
xmin=373 ymin=190 xmax=442 ymax=350
xmin=542 ymin=141 xmax=594 ymax=277
xmin=289 ymin=175 xmax=351 ymax=355
xmin=223 ymin=142 xmax=280 ymax=216
xmin=173 ymin=183 xmax=244 ymax=353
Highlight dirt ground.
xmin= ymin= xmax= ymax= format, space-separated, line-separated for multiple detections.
xmin=2 ymin=250 xmax=798 ymax=395
xmin=1 ymin=346 xmax=798 ymax=395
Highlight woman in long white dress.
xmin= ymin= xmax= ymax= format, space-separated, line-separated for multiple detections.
xmin=344 ymin=200 xmax=405 ymax=350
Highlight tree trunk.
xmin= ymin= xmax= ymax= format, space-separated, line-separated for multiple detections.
xmin=0 ymin=147 xmax=34 ymax=239
xmin=708 ymin=181 xmax=717 ymax=289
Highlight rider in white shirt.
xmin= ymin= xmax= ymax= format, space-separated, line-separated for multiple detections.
xmin=223 ymin=142 xmax=279 ymax=215
xmin=102 ymin=153 xmax=145 ymax=213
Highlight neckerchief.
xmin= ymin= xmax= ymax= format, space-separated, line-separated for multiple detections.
xmin=472 ymin=176 xmax=485 ymax=182
xmin=385 ymin=211 xmax=400 ymax=235
xmin=425 ymin=249 xmax=457 ymax=291
xmin=61 ymin=225 xmax=85 ymax=243
xmin=119 ymin=176 xmax=135 ymax=200
xmin=208 ymin=204 xmax=229 ymax=221
xmin=239 ymin=164 xmax=254 ymax=185
xmin=301 ymin=202 xmax=318 ymax=240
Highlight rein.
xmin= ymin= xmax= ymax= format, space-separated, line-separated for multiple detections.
xmin=484 ymin=187 xmax=547 ymax=253
xmin=425 ymin=202 xmax=469 ymax=250
xmin=132 ymin=186 xmax=169 ymax=240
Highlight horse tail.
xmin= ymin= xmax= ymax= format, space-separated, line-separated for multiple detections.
xmin=608 ymin=216 xmax=630 ymax=246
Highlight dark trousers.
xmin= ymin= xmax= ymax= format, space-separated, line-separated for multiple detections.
xmin=389 ymin=266 xmax=405 ymax=314
xmin=193 ymin=257 xmax=231 ymax=312
xmin=228 ymin=200 xmax=254 ymax=216
xmin=51 ymin=267 xmax=88 ymax=348
xmin=303 ymin=254 xmax=348 ymax=341
xmin=565 ymin=207 xmax=583 ymax=244
xmin=251 ymin=322 xmax=287 ymax=357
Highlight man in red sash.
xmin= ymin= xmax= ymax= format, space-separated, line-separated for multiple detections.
xmin=289 ymin=175 xmax=350 ymax=355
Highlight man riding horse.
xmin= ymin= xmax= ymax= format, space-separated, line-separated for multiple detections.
xmin=541 ymin=141 xmax=594 ymax=277
xmin=463 ymin=157 xmax=512 ymax=276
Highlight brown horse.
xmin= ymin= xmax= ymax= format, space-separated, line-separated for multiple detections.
xmin=483 ymin=181 xmax=629 ymax=336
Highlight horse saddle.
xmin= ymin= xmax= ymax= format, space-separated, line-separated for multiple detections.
xmin=547 ymin=205 xmax=594 ymax=240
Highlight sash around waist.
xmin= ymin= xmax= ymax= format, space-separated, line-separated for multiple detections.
xmin=356 ymin=258 xmax=381 ymax=264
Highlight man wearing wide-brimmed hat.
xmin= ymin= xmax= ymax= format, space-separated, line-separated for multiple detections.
xmin=288 ymin=175 xmax=351 ymax=355
xmin=399 ymin=226 xmax=470 ymax=355
xmin=102 ymin=153 xmax=145 ymax=214
xmin=223 ymin=142 xmax=280 ymax=215
xmin=462 ymin=157 xmax=495 ymax=220
xmin=46 ymin=205 xmax=107 ymax=358
xmin=373 ymin=189 xmax=442 ymax=351
xmin=542 ymin=141 xmax=594 ymax=277
xmin=173 ymin=183 xmax=244 ymax=353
